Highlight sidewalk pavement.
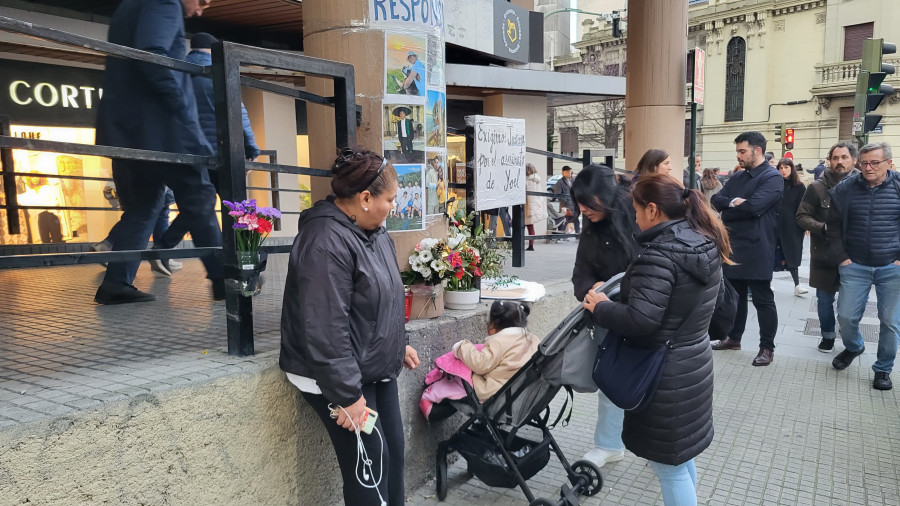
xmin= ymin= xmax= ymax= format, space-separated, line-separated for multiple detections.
xmin=0 ymin=240 xmax=577 ymax=427
xmin=407 ymin=243 xmax=900 ymax=506
xmin=2 ymin=238 xmax=899 ymax=506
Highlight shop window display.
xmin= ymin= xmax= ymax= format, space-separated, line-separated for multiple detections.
xmin=0 ymin=126 xmax=112 ymax=245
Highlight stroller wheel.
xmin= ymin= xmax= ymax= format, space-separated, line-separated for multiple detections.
xmin=570 ymin=459 xmax=604 ymax=497
xmin=528 ymin=499 xmax=556 ymax=506
xmin=436 ymin=444 xmax=448 ymax=501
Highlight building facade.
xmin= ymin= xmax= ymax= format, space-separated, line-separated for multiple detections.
xmin=553 ymin=0 xmax=900 ymax=175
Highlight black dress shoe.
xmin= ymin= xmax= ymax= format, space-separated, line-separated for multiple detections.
xmin=94 ymin=284 xmax=155 ymax=305
xmin=752 ymin=348 xmax=774 ymax=366
xmin=833 ymin=348 xmax=865 ymax=370
xmin=873 ymin=372 xmax=893 ymax=390
xmin=711 ymin=337 xmax=741 ymax=351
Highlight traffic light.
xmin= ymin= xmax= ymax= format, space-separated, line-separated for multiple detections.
xmin=774 ymin=124 xmax=783 ymax=144
xmin=784 ymin=128 xmax=794 ymax=150
xmin=854 ymin=38 xmax=897 ymax=139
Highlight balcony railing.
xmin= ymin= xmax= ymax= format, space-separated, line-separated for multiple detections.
xmin=811 ymin=57 xmax=900 ymax=96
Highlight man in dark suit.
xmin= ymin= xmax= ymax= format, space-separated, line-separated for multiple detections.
xmin=710 ymin=131 xmax=785 ymax=366
xmin=397 ymin=109 xmax=414 ymax=155
xmin=94 ymin=0 xmax=223 ymax=305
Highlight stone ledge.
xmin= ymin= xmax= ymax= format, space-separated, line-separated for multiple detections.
xmin=0 ymin=279 xmax=577 ymax=505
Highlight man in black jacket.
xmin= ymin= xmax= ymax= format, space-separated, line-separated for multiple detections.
xmin=710 ymin=131 xmax=784 ymax=366
xmin=554 ymin=166 xmax=580 ymax=233
xmin=795 ymin=142 xmax=858 ymax=353
xmin=826 ymin=142 xmax=900 ymax=390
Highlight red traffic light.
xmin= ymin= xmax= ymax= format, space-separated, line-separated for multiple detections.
xmin=785 ymin=128 xmax=794 ymax=143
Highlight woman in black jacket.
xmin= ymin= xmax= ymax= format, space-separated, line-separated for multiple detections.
xmin=775 ymin=158 xmax=809 ymax=295
xmin=570 ymin=164 xmax=640 ymax=468
xmin=583 ymin=174 xmax=731 ymax=505
xmin=280 ymin=149 xmax=420 ymax=506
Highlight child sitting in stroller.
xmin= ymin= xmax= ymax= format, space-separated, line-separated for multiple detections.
xmin=420 ymin=300 xmax=540 ymax=421
xmin=453 ymin=300 xmax=540 ymax=402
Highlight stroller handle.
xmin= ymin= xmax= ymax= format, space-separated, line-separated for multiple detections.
xmin=591 ymin=272 xmax=625 ymax=300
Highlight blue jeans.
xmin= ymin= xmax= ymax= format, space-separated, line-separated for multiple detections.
xmin=837 ymin=262 xmax=900 ymax=373
xmin=593 ymin=390 xmax=624 ymax=451
xmin=816 ymin=288 xmax=837 ymax=337
xmin=649 ymin=459 xmax=697 ymax=506
xmin=151 ymin=188 xmax=175 ymax=243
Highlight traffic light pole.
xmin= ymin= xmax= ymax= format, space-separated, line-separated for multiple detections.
xmin=689 ymin=87 xmax=697 ymax=189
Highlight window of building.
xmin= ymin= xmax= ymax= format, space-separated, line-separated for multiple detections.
xmin=560 ymin=127 xmax=578 ymax=157
xmin=725 ymin=37 xmax=746 ymax=122
xmin=839 ymin=106 xmax=855 ymax=141
xmin=843 ymin=22 xmax=874 ymax=61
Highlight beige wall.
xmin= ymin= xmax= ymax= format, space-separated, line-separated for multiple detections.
xmin=242 ymin=89 xmax=301 ymax=237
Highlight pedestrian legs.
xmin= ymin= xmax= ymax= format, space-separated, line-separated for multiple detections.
xmin=816 ymin=289 xmax=837 ymax=340
xmin=837 ymin=263 xmax=873 ymax=354
xmin=747 ymin=280 xmax=778 ymax=350
xmin=649 ymin=459 xmax=698 ymax=506
xmin=100 ymin=159 xmax=167 ymax=289
xmin=872 ymin=263 xmax=900 ymax=374
xmin=726 ymin=278 xmax=750 ymax=343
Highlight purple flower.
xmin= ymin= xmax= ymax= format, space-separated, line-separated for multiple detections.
xmin=228 ymin=211 xmax=243 ymax=218
xmin=257 ymin=206 xmax=282 ymax=219
xmin=232 ymin=223 xmax=250 ymax=230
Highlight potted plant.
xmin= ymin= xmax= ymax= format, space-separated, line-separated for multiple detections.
xmin=222 ymin=198 xmax=281 ymax=297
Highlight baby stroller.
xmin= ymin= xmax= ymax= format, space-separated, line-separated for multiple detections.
xmin=435 ymin=274 xmax=624 ymax=505
xmin=547 ymin=201 xmax=568 ymax=237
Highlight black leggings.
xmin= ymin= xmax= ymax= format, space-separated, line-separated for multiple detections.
xmin=301 ymin=380 xmax=405 ymax=506
xmin=788 ymin=267 xmax=800 ymax=286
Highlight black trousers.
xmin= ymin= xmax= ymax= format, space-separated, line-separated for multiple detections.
xmin=301 ymin=380 xmax=405 ymax=506
xmin=727 ymin=278 xmax=778 ymax=350
xmin=102 ymin=159 xmax=223 ymax=288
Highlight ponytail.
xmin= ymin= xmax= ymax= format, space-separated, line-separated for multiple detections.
xmin=683 ymin=189 xmax=733 ymax=264
xmin=632 ymin=174 xmax=733 ymax=264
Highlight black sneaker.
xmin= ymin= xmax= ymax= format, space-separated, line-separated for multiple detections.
xmin=94 ymin=283 xmax=156 ymax=305
xmin=817 ymin=338 xmax=835 ymax=353
xmin=832 ymin=347 xmax=865 ymax=370
xmin=873 ymin=372 xmax=893 ymax=390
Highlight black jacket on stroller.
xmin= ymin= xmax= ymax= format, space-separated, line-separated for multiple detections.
xmin=591 ymin=219 xmax=720 ymax=466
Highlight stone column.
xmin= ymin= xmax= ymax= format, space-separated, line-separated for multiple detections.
xmin=624 ymin=0 xmax=688 ymax=176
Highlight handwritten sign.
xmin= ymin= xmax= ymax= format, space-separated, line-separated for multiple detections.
xmin=370 ymin=0 xmax=445 ymax=32
xmin=467 ymin=115 xmax=526 ymax=211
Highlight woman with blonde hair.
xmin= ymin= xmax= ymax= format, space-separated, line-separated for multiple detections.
xmin=700 ymin=168 xmax=723 ymax=200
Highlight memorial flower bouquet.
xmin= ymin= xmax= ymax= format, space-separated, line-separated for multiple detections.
xmin=222 ymin=199 xmax=281 ymax=254
xmin=404 ymin=238 xmax=452 ymax=286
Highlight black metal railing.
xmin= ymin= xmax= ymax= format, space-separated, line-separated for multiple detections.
xmin=0 ymin=15 xmax=358 ymax=356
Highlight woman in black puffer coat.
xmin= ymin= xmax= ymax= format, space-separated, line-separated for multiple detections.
xmin=583 ymin=174 xmax=732 ymax=506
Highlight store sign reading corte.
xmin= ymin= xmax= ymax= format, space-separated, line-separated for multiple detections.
xmin=0 ymin=59 xmax=105 ymax=127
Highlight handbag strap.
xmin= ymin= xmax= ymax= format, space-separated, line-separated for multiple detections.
xmin=547 ymin=386 xmax=574 ymax=429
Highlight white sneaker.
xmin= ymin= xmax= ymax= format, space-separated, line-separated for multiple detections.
xmin=582 ymin=447 xmax=625 ymax=467
xmin=148 ymin=259 xmax=172 ymax=277
xmin=168 ymin=260 xmax=183 ymax=271
xmin=794 ymin=285 xmax=809 ymax=296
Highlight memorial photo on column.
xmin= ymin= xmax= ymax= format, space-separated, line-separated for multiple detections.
xmin=425 ymin=150 xmax=447 ymax=215
xmin=387 ymin=164 xmax=425 ymax=231
xmin=425 ymin=90 xmax=445 ymax=148
xmin=386 ymin=33 xmax=427 ymax=97
xmin=383 ymin=103 xmax=425 ymax=164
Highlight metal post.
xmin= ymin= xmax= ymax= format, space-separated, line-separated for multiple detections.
xmin=261 ymin=150 xmax=282 ymax=231
xmin=333 ymin=72 xmax=358 ymax=150
xmin=0 ymin=115 xmax=20 ymax=235
xmin=582 ymin=149 xmax=593 ymax=168
xmin=511 ymin=204 xmax=525 ymax=267
xmin=464 ymin=126 xmax=478 ymax=228
xmin=212 ymin=42 xmax=254 ymax=356
xmin=689 ymin=101 xmax=698 ymax=189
